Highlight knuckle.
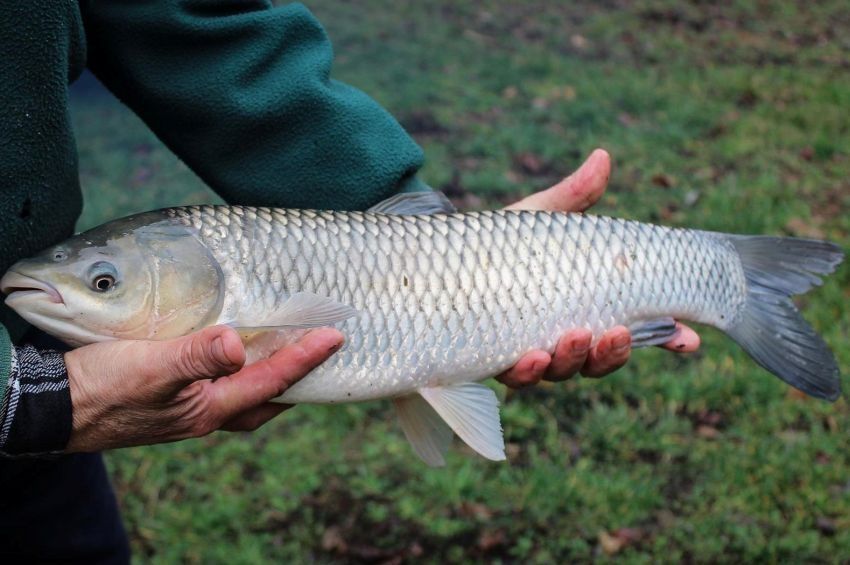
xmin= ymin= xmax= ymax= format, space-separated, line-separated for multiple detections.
xmin=176 ymin=336 xmax=223 ymax=378
xmin=183 ymin=395 xmax=222 ymax=437
xmin=174 ymin=339 xmax=203 ymax=375
xmin=189 ymin=412 xmax=220 ymax=438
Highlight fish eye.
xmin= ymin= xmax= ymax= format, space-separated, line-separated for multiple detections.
xmin=87 ymin=261 xmax=119 ymax=293
xmin=53 ymin=249 xmax=67 ymax=262
xmin=93 ymin=275 xmax=115 ymax=292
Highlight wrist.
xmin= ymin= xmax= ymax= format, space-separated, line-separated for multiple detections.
xmin=63 ymin=347 xmax=111 ymax=453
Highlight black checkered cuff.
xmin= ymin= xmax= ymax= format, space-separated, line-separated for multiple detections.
xmin=0 ymin=345 xmax=72 ymax=456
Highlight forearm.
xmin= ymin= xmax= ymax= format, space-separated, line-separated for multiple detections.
xmin=81 ymin=0 xmax=424 ymax=210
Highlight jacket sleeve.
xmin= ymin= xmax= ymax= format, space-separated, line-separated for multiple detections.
xmin=80 ymin=0 xmax=426 ymax=211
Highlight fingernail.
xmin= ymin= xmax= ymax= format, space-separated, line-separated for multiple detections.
xmin=613 ymin=334 xmax=630 ymax=351
xmin=572 ymin=337 xmax=590 ymax=354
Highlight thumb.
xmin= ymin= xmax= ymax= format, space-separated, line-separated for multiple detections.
xmin=505 ymin=148 xmax=611 ymax=212
xmin=148 ymin=326 xmax=246 ymax=387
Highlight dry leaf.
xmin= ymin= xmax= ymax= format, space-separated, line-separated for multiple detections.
xmin=651 ymin=173 xmax=675 ymax=188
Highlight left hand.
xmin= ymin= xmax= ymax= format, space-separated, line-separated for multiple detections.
xmin=496 ymin=149 xmax=700 ymax=388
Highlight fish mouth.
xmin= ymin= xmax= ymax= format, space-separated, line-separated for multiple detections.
xmin=0 ymin=271 xmax=64 ymax=305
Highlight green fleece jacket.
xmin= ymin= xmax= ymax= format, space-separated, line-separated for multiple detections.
xmin=0 ymin=1 xmax=425 ymax=411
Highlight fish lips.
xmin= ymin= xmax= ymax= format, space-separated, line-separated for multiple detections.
xmin=0 ymin=271 xmax=64 ymax=306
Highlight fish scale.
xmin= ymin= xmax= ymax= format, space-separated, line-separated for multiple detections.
xmin=168 ymin=205 xmax=747 ymax=404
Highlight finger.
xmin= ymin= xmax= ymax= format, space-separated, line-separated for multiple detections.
xmin=208 ymin=328 xmax=343 ymax=422
xmin=582 ymin=326 xmax=631 ymax=378
xmin=661 ymin=323 xmax=701 ymax=352
xmin=151 ymin=325 xmax=246 ymax=389
xmin=496 ymin=349 xmax=550 ymax=389
xmin=544 ymin=328 xmax=593 ymax=382
xmin=221 ymin=402 xmax=293 ymax=432
xmin=505 ymin=148 xmax=611 ymax=212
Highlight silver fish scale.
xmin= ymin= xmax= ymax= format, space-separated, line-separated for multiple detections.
xmin=167 ymin=206 xmax=747 ymax=403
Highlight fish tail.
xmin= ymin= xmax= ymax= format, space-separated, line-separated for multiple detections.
xmin=723 ymin=235 xmax=844 ymax=401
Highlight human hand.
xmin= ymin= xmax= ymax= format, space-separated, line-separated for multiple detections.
xmin=497 ymin=149 xmax=700 ymax=388
xmin=63 ymin=326 xmax=343 ymax=452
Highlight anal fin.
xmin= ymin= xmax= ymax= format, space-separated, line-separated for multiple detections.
xmin=418 ymin=383 xmax=505 ymax=462
xmin=393 ymin=395 xmax=454 ymax=467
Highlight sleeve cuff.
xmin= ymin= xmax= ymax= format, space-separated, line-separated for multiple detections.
xmin=0 ymin=345 xmax=72 ymax=457
xmin=0 ymin=325 xmax=11 ymax=420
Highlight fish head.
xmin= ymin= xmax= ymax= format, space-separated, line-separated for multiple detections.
xmin=1 ymin=212 xmax=224 ymax=346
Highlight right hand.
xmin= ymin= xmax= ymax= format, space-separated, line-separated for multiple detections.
xmin=63 ymin=326 xmax=343 ymax=452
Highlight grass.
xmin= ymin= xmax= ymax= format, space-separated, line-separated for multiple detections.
xmin=69 ymin=1 xmax=850 ymax=561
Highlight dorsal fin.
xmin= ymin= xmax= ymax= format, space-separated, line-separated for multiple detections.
xmin=367 ymin=191 xmax=457 ymax=215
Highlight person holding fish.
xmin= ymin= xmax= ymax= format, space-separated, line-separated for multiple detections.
xmin=0 ymin=1 xmax=706 ymax=562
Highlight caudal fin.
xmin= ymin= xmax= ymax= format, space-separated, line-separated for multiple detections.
xmin=725 ymin=235 xmax=844 ymax=401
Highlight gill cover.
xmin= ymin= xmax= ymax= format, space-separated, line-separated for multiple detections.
xmin=131 ymin=217 xmax=225 ymax=340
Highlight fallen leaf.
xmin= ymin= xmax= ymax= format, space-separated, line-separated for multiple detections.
xmin=651 ymin=173 xmax=675 ymax=188
xmin=477 ymin=529 xmax=507 ymax=552
xmin=817 ymin=517 xmax=837 ymax=536
xmin=321 ymin=526 xmax=347 ymax=554
xmin=695 ymin=409 xmax=724 ymax=428
xmin=531 ymin=97 xmax=549 ymax=110
xmin=571 ymin=34 xmax=589 ymax=50
xmin=553 ymin=85 xmax=577 ymax=101
xmin=459 ymin=501 xmax=493 ymax=521
xmin=598 ymin=530 xmax=625 ymax=555
xmin=598 ymin=527 xmax=644 ymax=555
xmin=408 ymin=542 xmax=424 ymax=558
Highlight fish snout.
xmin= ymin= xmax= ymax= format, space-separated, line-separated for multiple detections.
xmin=0 ymin=271 xmax=64 ymax=305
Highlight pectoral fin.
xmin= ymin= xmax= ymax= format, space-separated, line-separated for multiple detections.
xmin=237 ymin=328 xmax=309 ymax=365
xmin=418 ymin=383 xmax=505 ymax=462
xmin=394 ymin=394 xmax=454 ymax=467
xmin=228 ymin=292 xmax=357 ymax=330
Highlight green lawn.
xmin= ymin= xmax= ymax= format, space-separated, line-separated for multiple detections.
xmin=70 ymin=1 xmax=850 ymax=562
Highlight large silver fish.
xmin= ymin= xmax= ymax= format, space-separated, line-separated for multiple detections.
xmin=1 ymin=192 xmax=843 ymax=465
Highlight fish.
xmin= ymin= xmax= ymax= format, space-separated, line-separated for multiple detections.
xmin=1 ymin=191 xmax=844 ymax=465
